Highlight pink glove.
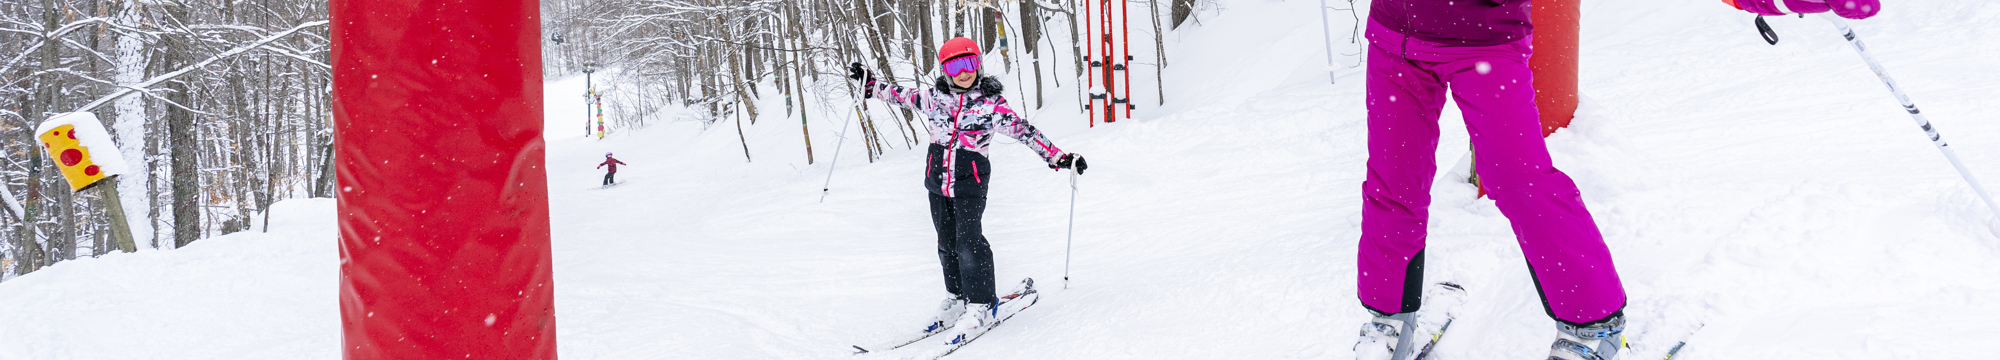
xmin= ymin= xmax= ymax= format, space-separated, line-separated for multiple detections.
xmin=1728 ymin=0 xmax=1878 ymax=19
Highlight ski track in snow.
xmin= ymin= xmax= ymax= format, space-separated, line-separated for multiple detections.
xmin=5 ymin=1 xmax=2000 ymax=359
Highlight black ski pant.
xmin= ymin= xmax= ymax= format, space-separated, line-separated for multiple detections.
xmin=929 ymin=192 xmax=996 ymax=305
xmin=603 ymin=172 xmax=616 ymax=185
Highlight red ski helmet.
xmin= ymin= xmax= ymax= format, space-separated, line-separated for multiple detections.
xmin=937 ymin=37 xmax=981 ymax=65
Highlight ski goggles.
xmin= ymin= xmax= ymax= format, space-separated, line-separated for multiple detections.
xmin=942 ymin=55 xmax=981 ymax=77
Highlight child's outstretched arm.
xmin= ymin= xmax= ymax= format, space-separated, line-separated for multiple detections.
xmin=991 ymin=97 xmax=1064 ymax=166
xmin=849 ymin=62 xmax=941 ymax=113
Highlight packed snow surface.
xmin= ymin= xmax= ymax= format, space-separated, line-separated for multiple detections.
xmin=5 ymin=0 xmax=2000 ymax=359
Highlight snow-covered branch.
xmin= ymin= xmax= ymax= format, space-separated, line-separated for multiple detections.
xmin=71 ymin=20 xmax=330 ymax=113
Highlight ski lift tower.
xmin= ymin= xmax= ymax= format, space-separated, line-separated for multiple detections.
xmin=583 ymin=61 xmax=598 ymax=137
xmin=1083 ymin=0 xmax=1133 ymax=126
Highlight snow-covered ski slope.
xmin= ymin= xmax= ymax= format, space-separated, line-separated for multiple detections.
xmin=5 ymin=0 xmax=2000 ymax=359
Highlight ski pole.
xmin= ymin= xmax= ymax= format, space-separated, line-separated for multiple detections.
xmin=1819 ymin=13 xmax=2000 ymax=224
xmin=820 ymin=82 xmax=860 ymax=203
xmin=1063 ymin=168 xmax=1077 ymax=289
xmin=1318 ymin=0 xmax=1337 ymax=84
xmin=1660 ymin=323 xmax=1704 ymax=360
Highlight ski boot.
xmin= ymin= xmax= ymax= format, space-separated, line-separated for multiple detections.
xmin=1355 ymin=283 xmax=1466 ymax=360
xmin=1354 ymin=311 xmax=1416 ymax=360
xmin=925 ymin=297 xmax=967 ymax=334
xmin=945 ymin=302 xmax=996 ymax=345
xmin=1549 ymin=314 xmax=1626 ymax=360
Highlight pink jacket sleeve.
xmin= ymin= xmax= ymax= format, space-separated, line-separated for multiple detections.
xmin=1730 ymin=0 xmax=1878 ymax=19
xmin=863 ymin=79 xmax=942 ymax=113
xmin=989 ymin=98 xmax=1064 ymax=165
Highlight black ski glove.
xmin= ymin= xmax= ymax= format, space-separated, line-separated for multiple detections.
xmin=847 ymin=62 xmax=874 ymax=98
xmin=848 ymin=62 xmax=875 ymax=82
xmin=1053 ymin=153 xmax=1087 ymax=175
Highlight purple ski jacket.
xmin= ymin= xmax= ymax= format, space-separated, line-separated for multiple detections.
xmin=863 ymin=75 xmax=1063 ymax=198
xmin=1369 ymin=0 xmax=1533 ymax=47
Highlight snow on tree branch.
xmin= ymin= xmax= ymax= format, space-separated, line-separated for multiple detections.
xmin=71 ymin=19 xmax=329 ymax=114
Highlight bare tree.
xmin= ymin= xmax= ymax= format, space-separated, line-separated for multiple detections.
xmin=0 ymin=0 xmax=331 ymax=277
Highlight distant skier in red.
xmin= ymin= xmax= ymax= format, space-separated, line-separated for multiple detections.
xmin=597 ymin=152 xmax=626 ymax=186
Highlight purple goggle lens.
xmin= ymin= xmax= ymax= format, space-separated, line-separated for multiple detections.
xmin=942 ymin=56 xmax=980 ymax=76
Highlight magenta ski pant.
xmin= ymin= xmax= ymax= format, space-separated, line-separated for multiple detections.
xmin=1356 ymin=20 xmax=1625 ymax=325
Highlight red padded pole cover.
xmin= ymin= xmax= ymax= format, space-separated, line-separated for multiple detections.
xmin=331 ymin=0 xmax=555 ymax=359
xmin=1531 ymin=0 xmax=1580 ymax=137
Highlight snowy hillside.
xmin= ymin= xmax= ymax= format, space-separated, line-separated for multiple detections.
xmin=0 ymin=199 xmax=339 ymax=359
xmin=5 ymin=0 xmax=2000 ymax=359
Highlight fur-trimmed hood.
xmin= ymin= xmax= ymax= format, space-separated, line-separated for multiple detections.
xmin=935 ymin=75 xmax=1005 ymax=96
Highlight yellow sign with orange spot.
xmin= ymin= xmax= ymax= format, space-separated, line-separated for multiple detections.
xmin=38 ymin=124 xmax=110 ymax=192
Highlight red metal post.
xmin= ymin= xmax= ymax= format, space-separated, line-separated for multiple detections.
xmin=1085 ymin=0 xmax=1098 ymax=127
xmin=1099 ymin=0 xmax=1117 ymax=123
xmin=1120 ymin=0 xmax=1132 ymax=120
xmin=331 ymin=0 xmax=557 ymax=358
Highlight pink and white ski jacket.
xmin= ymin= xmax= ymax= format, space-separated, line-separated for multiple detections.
xmin=864 ymin=75 xmax=1063 ymax=198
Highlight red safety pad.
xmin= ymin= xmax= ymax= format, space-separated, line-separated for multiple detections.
xmin=1530 ymin=0 xmax=1581 ymax=137
xmin=330 ymin=0 xmax=554 ymax=359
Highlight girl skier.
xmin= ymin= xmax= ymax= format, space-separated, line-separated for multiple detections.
xmin=847 ymin=37 xmax=1086 ymax=338
xmin=597 ymin=152 xmax=626 ymax=186
xmin=1351 ymin=1 xmax=1877 ymax=360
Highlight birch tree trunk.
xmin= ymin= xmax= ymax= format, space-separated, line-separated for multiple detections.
xmin=1152 ymin=0 xmax=1167 ymax=105
xmin=112 ymin=0 xmax=155 ymax=246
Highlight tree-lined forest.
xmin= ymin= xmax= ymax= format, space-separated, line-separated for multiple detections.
xmin=1 ymin=0 xmax=329 ymax=279
xmin=1 ymin=0 xmax=1206 ymax=279
xmin=542 ymin=0 xmax=1205 ymax=163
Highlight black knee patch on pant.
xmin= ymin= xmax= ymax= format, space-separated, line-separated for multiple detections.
xmin=1526 ymin=258 xmax=1626 ymax=327
xmin=1526 ymin=258 xmax=1557 ymax=321
xmin=1399 ymin=248 xmax=1425 ymax=314
xmin=1361 ymin=248 xmax=1427 ymax=316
